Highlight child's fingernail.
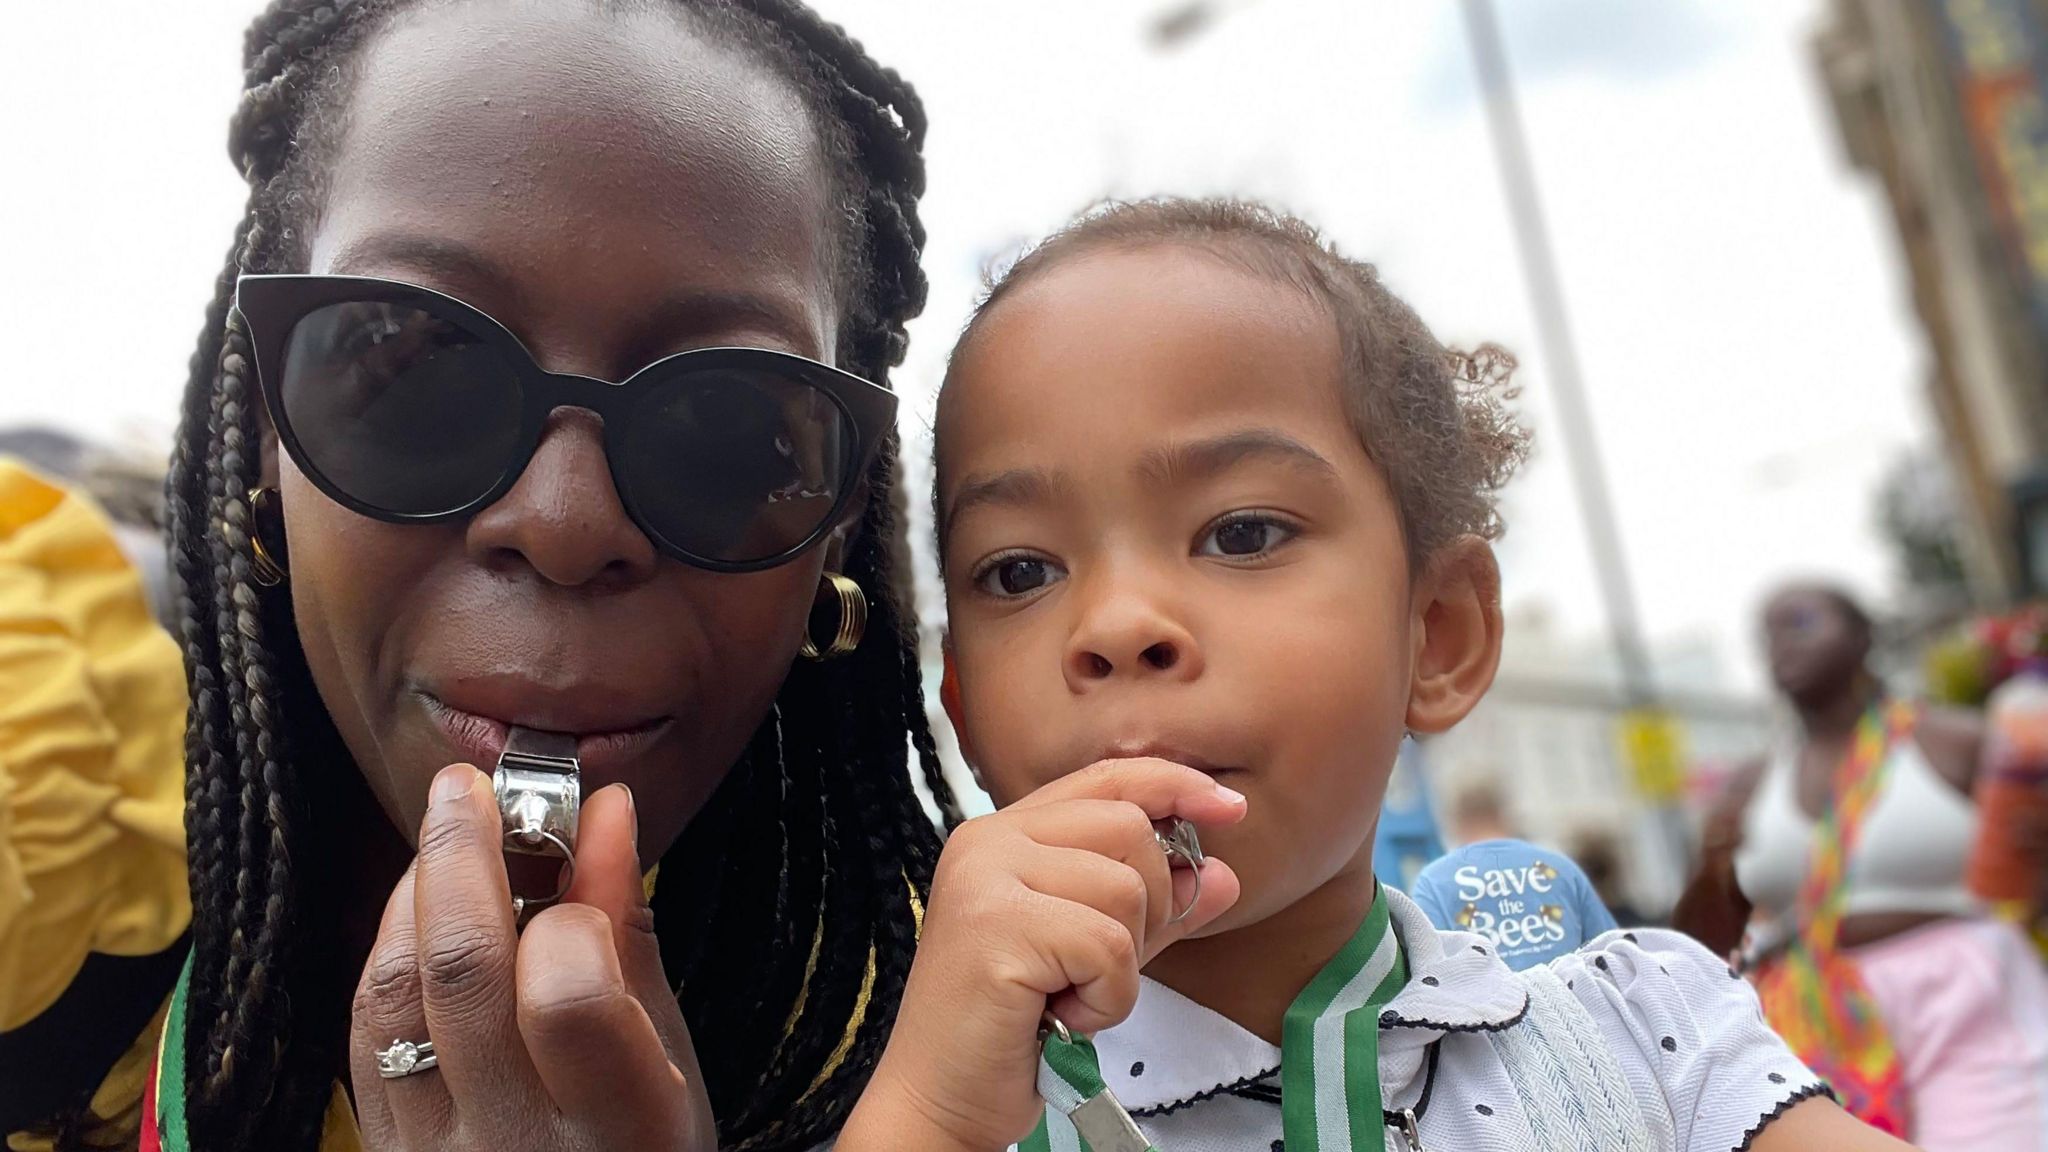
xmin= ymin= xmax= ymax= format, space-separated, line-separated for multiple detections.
xmin=432 ymin=765 xmax=476 ymax=805
xmin=1214 ymin=782 xmax=1246 ymax=804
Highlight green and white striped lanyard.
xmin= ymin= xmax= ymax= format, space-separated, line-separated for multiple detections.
xmin=1022 ymin=885 xmax=1413 ymax=1152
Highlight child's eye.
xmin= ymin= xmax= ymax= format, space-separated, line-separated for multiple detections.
xmin=973 ymin=552 xmax=1067 ymax=598
xmin=1197 ymin=512 xmax=1298 ymax=559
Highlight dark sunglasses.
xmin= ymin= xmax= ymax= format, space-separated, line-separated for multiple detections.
xmin=231 ymin=273 xmax=897 ymax=573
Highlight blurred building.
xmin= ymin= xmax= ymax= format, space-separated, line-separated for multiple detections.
xmin=1817 ymin=0 xmax=2048 ymax=604
xmin=1423 ymin=604 xmax=1772 ymax=915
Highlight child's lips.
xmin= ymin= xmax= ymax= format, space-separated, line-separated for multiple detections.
xmin=1093 ymin=742 xmax=1245 ymax=778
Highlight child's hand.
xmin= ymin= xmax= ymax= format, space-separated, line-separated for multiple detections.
xmin=843 ymin=758 xmax=1246 ymax=1152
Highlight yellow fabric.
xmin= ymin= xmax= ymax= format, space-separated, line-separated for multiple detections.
xmin=0 ymin=459 xmax=189 ymax=1031
xmin=320 ymin=1084 xmax=364 ymax=1152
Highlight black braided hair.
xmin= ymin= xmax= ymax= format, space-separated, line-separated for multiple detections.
xmin=165 ymin=3 xmax=964 ymax=1149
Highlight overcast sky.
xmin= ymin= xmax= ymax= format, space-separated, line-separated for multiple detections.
xmin=0 ymin=0 xmax=1930 ymax=695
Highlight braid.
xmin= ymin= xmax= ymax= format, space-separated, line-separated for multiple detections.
xmin=211 ymin=338 xmax=302 ymax=1117
xmin=887 ymin=461 xmax=964 ymax=830
xmin=801 ymin=449 xmax=938 ymax=1105
xmin=170 ymin=3 xmax=944 ymax=1150
xmin=181 ymin=180 xmax=344 ymax=1147
xmin=198 ymin=327 xmax=258 ymax=1095
xmin=683 ymin=720 xmax=810 ymax=1100
xmin=702 ymin=444 xmax=928 ymax=1149
xmin=717 ymin=0 xmax=929 ymax=381
xmin=166 ymin=267 xmax=237 ymax=1133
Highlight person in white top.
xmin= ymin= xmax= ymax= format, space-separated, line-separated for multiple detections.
xmin=837 ymin=198 xmax=1909 ymax=1152
xmin=1673 ymin=584 xmax=2048 ymax=1147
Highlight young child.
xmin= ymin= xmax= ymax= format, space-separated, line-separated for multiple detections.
xmin=840 ymin=199 xmax=1909 ymax=1152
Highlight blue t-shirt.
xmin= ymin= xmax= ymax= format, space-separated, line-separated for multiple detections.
xmin=1409 ymin=839 xmax=1619 ymax=970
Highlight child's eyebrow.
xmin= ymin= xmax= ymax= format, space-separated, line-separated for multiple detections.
xmin=1136 ymin=429 xmax=1339 ymax=486
xmin=940 ymin=430 xmax=1335 ymax=540
xmin=944 ymin=466 xmax=1068 ymax=529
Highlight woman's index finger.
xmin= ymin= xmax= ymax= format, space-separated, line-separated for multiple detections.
xmin=409 ymin=763 xmax=542 ymax=1099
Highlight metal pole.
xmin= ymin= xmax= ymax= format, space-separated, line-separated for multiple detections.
xmin=1459 ymin=0 xmax=1659 ymax=707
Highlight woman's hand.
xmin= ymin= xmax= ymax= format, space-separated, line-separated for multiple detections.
xmin=1670 ymin=760 xmax=1762 ymax=961
xmin=841 ymin=758 xmax=1247 ymax=1152
xmin=348 ymin=765 xmax=716 ymax=1152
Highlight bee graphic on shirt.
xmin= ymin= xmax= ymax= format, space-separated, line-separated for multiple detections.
xmin=1451 ymin=862 xmax=1571 ymax=951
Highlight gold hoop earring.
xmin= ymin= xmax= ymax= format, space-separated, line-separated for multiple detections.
xmin=246 ymin=486 xmax=288 ymax=588
xmin=800 ymin=573 xmax=867 ymax=660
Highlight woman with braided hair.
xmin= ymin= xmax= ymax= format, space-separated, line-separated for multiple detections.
xmin=3 ymin=1 xmax=962 ymax=1150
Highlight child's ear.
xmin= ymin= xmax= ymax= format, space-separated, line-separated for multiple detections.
xmin=1405 ymin=536 xmax=1504 ymax=735
xmin=938 ymin=643 xmax=987 ymax=787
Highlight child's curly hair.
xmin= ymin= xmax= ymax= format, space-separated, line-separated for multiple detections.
xmin=942 ymin=197 xmax=1530 ymax=569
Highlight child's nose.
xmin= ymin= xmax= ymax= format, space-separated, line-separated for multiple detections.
xmin=1064 ymin=590 xmax=1204 ymax=691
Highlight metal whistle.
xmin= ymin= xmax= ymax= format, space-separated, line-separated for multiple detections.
xmin=1155 ymin=817 xmax=1205 ymax=926
xmin=1155 ymin=817 xmax=1203 ymax=870
xmin=493 ymin=726 xmax=581 ymax=916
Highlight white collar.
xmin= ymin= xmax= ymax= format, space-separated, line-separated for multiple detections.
xmin=1094 ymin=886 xmax=1529 ymax=1115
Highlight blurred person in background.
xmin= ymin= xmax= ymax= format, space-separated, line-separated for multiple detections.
xmin=0 ymin=455 xmax=188 ymax=1152
xmin=1446 ymin=778 xmax=1517 ymax=846
xmin=1923 ymin=604 xmax=2048 ymax=957
xmin=1570 ymin=828 xmax=1655 ymax=927
xmin=0 ymin=427 xmax=170 ymax=623
xmin=1674 ymin=583 xmax=2048 ymax=1146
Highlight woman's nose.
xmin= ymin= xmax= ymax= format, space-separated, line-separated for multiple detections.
xmin=464 ymin=408 xmax=658 ymax=589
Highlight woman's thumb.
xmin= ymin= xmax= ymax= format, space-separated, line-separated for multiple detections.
xmin=564 ymin=785 xmax=703 ymax=1078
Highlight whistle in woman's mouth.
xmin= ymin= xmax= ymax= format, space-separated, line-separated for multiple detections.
xmin=493 ymin=726 xmax=582 ymax=914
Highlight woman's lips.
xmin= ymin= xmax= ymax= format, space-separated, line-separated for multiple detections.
xmin=413 ymin=690 xmax=673 ymax=776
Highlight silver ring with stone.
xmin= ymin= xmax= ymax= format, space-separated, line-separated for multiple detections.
xmin=376 ymin=1038 xmax=438 ymax=1079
